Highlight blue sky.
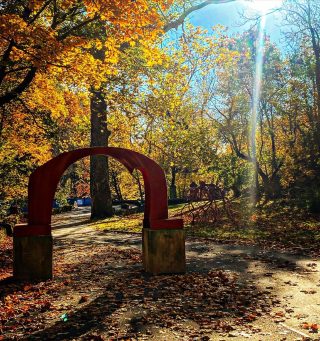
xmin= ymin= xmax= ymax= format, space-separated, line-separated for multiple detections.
xmin=188 ymin=1 xmax=284 ymax=47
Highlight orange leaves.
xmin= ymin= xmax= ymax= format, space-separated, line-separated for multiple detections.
xmin=0 ymin=14 xmax=27 ymax=39
xmin=250 ymin=214 xmax=258 ymax=222
xmin=23 ymin=284 xmax=33 ymax=292
xmin=301 ymin=322 xmax=319 ymax=333
xmin=0 ymin=0 xmax=169 ymax=97
xmin=81 ymin=0 xmax=165 ymax=38
xmin=29 ymin=0 xmax=49 ymax=12
xmin=244 ymin=313 xmax=257 ymax=321
xmin=78 ymin=295 xmax=89 ymax=304
xmin=0 ymin=15 xmax=61 ymax=68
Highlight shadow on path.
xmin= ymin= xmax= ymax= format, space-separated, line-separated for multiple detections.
xmin=2 ymin=207 xmax=317 ymax=340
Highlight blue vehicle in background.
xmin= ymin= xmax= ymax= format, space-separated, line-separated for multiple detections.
xmin=67 ymin=197 xmax=92 ymax=207
xmin=19 ymin=197 xmax=145 ymax=215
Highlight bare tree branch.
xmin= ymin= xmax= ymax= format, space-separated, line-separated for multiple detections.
xmin=163 ymin=0 xmax=236 ymax=32
xmin=0 ymin=67 xmax=37 ymax=107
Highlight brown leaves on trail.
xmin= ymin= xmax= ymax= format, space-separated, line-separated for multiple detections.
xmin=110 ymin=270 xmax=268 ymax=335
xmin=300 ymin=289 xmax=317 ymax=294
xmin=78 ymin=295 xmax=89 ymax=304
xmin=0 ymin=238 xmax=278 ymax=340
xmin=301 ymin=322 xmax=319 ymax=333
xmin=0 ymin=237 xmax=13 ymax=280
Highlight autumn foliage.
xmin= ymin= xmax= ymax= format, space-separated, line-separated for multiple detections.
xmin=1 ymin=0 xmax=320 ymax=217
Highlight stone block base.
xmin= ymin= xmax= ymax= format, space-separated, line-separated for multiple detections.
xmin=143 ymin=228 xmax=186 ymax=275
xmin=13 ymin=235 xmax=53 ymax=281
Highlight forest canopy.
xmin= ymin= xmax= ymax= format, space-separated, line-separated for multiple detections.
xmin=1 ymin=0 xmax=320 ymax=218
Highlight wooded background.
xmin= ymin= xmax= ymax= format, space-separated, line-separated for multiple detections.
xmin=1 ymin=0 xmax=320 ymax=219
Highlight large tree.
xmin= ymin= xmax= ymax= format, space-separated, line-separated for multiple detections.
xmin=0 ymin=0 xmax=169 ymax=218
xmin=88 ymin=0 xmax=237 ymax=218
xmin=278 ymin=0 xmax=320 ymax=193
xmin=0 ymin=0 xmax=238 ymax=218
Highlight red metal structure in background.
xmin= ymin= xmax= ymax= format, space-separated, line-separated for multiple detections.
xmin=14 ymin=147 xmax=183 ymax=237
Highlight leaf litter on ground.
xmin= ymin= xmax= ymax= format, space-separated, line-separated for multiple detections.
xmin=0 ymin=236 xmax=282 ymax=340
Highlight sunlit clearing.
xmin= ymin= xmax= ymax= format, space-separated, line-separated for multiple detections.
xmin=246 ymin=0 xmax=283 ymax=13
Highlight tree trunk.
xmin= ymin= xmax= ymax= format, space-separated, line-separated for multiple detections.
xmin=231 ymin=184 xmax=241 ymax=198
xmin=169 ymin=166 xmax=177 ymax=199
xmin=231 ymin=134 xmax=282 ymax=201
xmin=133 ymin=171 xmax=144 ymax=202
xmin=111 ymin=170 xmax=123 ymax=202
xmin=307 ymin=25 xmax=320 ymax=155
xmin=250 ymin=159 xmax=260 ymax=205
xmin=261 ymin=174 xmax=282 ymax=200
xmin=90 ymin=88 xmax=113 ymax=219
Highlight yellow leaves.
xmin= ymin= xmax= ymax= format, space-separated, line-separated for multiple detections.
xmin=94 ymin=40 xmax=103 ymax=50
xmin=59 ymin=0 xmax=79 ymax=10
xmin=0 ymin=0 xmax=176 ymax=203
xmin=215 ymin=49 xmax=241 ymax=68
xmin=25 ymin=74 xmax=67 ymax=119
xmin=0 ymin=108 xmax=51 ymax=200
xmin=0 ymin=14 xmax=27 ymax=37
xmin=0 ymin=0 xmax=168 ymax=94
xmin=81 ymin=0 xmax=165 ymax=41
xmin=140 ymin=42 xmax=166 ymax=67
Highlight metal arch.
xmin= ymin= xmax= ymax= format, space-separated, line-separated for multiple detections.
xmin=14 ymin=147 xmax=183 ymax=237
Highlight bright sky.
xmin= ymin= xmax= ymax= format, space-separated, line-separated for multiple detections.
xmin=188 ymin=0 xmax=284 ymax=47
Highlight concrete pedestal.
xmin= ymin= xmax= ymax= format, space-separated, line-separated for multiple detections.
xmin=143 ymin=228 xmax=186 ymax=275
xmin=13 ymin=235 xmax=53 ymax=281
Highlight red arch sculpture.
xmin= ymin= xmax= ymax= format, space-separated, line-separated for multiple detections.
xmin=14 ymin=147 xmax=183 ymax=237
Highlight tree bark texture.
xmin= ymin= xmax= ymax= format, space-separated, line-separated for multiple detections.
xmin=90 ymin=89 xmax=113 ymax=219
xmin=169 ymin=166 xmax=177 ymax=199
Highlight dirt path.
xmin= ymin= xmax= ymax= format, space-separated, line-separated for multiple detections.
xmin=50 ymin=208 xmax=320 ymax=340
xmin=1 ymin=208 xmax=319 ymax=340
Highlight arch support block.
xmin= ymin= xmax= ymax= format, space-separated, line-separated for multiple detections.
xmin=143 ymin=228 xmax=186 ymax=275
xmin=14 ymin=234 xmax=53 ymax=281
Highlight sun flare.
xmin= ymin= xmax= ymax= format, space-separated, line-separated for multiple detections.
xmin=246 ymin=0 xmax=283 ymax=13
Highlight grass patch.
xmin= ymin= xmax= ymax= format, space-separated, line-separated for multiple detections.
xmin=184 ymin=198 xmax=320 ymax=252
xmin=89 ymin=203 xmax=187 ymax=233
xmin=185 ymin=224 xmax=270 ymax=241
xmin=89 ymin=199 xmax=320 ymax=253
xmin=89 ymin=213 xmax=143 ymax=233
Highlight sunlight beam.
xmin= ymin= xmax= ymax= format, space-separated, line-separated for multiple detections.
xmin=250 ymin=14 xmax=266 ymax=205
xmin=246 ymin=0 xmax=283 ymax=14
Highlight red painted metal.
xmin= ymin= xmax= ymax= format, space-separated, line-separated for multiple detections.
xmin=14 ymin=147 xmax=183 ymax=237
